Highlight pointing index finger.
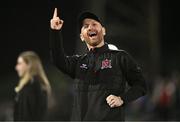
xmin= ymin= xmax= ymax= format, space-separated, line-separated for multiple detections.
xmin=53 ymin=8 xmax=58 ymax=18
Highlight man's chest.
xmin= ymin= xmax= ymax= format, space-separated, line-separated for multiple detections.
xmin=75 ymin=53 xmax=123 ymax=84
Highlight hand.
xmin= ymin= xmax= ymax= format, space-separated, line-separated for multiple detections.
xmin=50 ymin=8 xmax=64 ymax=30
xmin=106 ymin=95 xmax=124 ymax=108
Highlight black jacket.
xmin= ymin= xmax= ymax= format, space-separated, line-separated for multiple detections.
xmin=14 ymin=77 xmax=47 ymax=121
xmin=50 ymin=29 xmax=147 ymax=121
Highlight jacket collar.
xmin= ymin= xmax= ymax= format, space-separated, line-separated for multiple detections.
xmin=87 ymin=42 xmax=109 ymax=54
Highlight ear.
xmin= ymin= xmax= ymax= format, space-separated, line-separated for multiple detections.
xmin=80 ymin=33 xmax=85 ymax=42
xmin=102 ymin=27 xmax=106 ymax=36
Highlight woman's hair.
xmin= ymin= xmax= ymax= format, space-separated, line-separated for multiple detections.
xmin=15 ymin=51 xmax=51 ymax=96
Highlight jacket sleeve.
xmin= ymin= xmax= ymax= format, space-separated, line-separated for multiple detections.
xmin=120 ymin=51 xmax=147 ymax=104
xmin=49 ymin=29 xmax=80 ymax=78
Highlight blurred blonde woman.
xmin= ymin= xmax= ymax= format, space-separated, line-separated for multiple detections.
xmin=14 ymin=51 xmax=51 ymax=121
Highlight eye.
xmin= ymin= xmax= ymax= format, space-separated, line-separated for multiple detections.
xmin=92 ymin=23 xmax=97 ymax=26
xmin=83 ymin=24 xmax=88 ymax=28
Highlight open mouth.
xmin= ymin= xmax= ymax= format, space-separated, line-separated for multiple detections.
xmin=88 ymin=31 xmax=97 ymax=38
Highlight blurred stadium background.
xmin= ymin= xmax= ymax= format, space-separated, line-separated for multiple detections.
xmin=0 ymin=0 xmax=180 ymax=121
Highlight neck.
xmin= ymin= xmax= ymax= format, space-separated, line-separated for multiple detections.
xmin=87 ymin=41 xmax=105 ymax=51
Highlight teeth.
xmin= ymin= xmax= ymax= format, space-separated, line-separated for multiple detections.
xmin=88 ymin=31 xmax=97 ymax=37
xmin=90 ymin=32 xmax=96 ymax=34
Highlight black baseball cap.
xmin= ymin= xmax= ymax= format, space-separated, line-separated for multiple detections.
xmin=78 ymin=11 xmax=103 ymax=32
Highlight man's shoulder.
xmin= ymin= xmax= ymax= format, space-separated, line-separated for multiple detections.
xmin=107 ymin=45 xmax=129 ymax=56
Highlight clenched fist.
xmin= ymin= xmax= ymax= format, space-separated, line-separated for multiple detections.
xmin=106 ymin=95 xmax=124 ymax=108
xmin=50 ymin=8 xmax=64 ymax=30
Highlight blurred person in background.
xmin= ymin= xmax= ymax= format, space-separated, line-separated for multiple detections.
xmin=49 ymin=8 xmax=147 ymax=121
xmin=151 ymin=76 xmax=176 ymax=120
xmin=14 ymin=51 xmax=51 ymax=121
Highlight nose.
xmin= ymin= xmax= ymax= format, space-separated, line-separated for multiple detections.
xmin=88 ymin=24 xmax=93 ymax=30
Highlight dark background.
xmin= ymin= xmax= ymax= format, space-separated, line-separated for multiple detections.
xmin=0 ymin=0 xmax=180 ymax=121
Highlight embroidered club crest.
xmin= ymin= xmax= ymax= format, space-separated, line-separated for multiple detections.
xmin=101 ymin=59 xmax=112 ymax=69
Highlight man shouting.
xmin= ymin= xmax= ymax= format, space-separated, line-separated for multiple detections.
xmin=49 ymin=8 xmax=147 ymax=121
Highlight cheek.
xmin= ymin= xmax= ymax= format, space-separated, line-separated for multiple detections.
xmin=16 ymin=64 xmax=21 ymax=72
xmin=81 ymin=30 xmax=88 ymax=38
xmin=16 ymin=64 xmax=27 ymax=73
xmin=98 ymin=28 xmax=103 ymax=35
xmin=97 ymin=30 xmax=104 ymax=39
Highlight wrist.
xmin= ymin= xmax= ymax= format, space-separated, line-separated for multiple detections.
xmin=118 ymin=96 xmax=124 ymax=105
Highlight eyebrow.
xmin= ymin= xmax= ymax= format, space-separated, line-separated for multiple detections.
xmin=82 ymin=23 xmax=89 ymax=28
xmin=83 ymin=23 xmax=89 ymax=25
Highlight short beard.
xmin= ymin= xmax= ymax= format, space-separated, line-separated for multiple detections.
xmin=86 ymin=39 xmax=102 ymax=47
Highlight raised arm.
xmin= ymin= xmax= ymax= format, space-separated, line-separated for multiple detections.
xmin=49 ymin=8 xmax=79 ymax=78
